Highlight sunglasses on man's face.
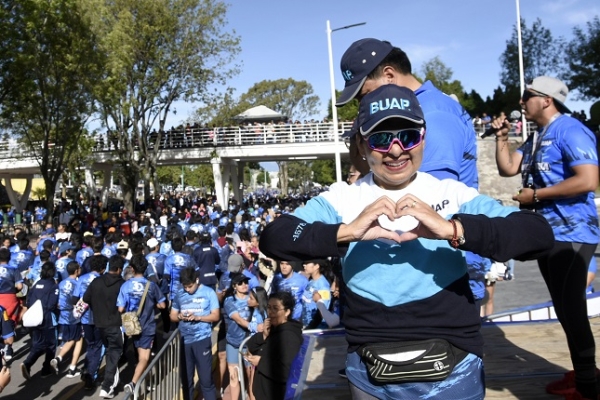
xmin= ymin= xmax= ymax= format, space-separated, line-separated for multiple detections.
xmin=365 ymin=128 xmax=424 ymax=153
xmin=521 ymin=90 xmax=548 ymax=102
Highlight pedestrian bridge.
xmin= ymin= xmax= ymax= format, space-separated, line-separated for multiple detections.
xmin=0 ymin=121 xmax=354 ymax=207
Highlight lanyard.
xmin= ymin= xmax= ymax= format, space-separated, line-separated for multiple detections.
xmin=523 ymin=113 xmax=561 ymax=187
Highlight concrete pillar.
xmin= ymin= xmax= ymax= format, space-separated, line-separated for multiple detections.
xmin=97 ymin=166 xmax=113 ymax=206
xmin=2 ymin=175 xmax=33 ymax=213
xmin=211 ymin=157 xmax=224 ymax=207
xmin=234 ymin=161 xmax=245 ymax=202
xmin=222 ymin=164 xmax=232 ymax=204
xmin=85 ymin=168 xmax=96 ymax=198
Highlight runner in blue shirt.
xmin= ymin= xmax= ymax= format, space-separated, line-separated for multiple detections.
xmin=164 ymin=237 xmax=195 ymax=301
xmin=0 ymin=249 xmax=23 ymax=361
xmin=55 ymin=242 xmax=76 ymax=282
xmin=73 ymin=255 xmax=105 ymax=389
xmin=52 ymin=261 xmax=83 ymax=378
xmin=222 ymin=274 xmax=252 ymax=400
xmin=170 ymin=267 xmax=220 ymax=400
xmin=10 ymin=238 xmax=35 ymax=274
xmin=301 ymin=259 xmax=333 ymax=329
xmin=271 ymin=260 xmax=308 ymax=321
xmin=75 ymin=233 xmax=94 ymax=267
xmin=117 ymin=255 xmax=166 ymax=395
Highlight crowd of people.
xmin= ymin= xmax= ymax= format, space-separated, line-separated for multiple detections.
xmin=0 ymin=191 xmax=345 ymax=399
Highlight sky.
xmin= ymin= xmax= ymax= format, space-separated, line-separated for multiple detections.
xmin=165 ymin=0 xmax=599 ymax=128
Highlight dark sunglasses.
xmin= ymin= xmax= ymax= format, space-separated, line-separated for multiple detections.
xmin=366 ymin=128 xmax=424 ymax=153
xmin=521 ymin=90 xmax=547 ymax=102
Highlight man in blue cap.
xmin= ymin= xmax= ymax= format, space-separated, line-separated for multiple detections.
xmin=337 ymin=38 xmax=489 ymax=307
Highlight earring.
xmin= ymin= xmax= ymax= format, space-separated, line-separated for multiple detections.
xmin=361 ymin=156 xmax=366 ymax=160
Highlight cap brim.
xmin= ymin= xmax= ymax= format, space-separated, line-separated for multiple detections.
xmin=341 ymin=128 xmax=357 ymax=139
xmin=335 ymin=76 xmax=367 ymax=106
xmin=360 ymin=114 xmax=425 ymax=135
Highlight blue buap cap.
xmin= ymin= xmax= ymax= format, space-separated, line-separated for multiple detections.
xmin=357 ymin=85 xmax=425 ymax=135
xmin=336 ymin=38 xmax=394 ymax=106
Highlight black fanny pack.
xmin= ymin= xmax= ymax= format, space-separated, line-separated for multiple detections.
xmin=359 ymin=339 xmax=467 ymax=383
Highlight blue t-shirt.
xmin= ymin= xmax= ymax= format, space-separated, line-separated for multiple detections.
xmin=271 ymin=272 xmax=308 ymax=321
xmin=9 ymin=249 xmax=35 ymax=273
xmin=164 ymin=252 xmax=194 ymax=300
xmin=248 ymin=308 xmax=265 ymax=335
xmin=74 ymin=271 xmax=101 ymax=325
xmin=55 ymin=256 xmax=72 ymax=282
xmin=58 ymin=277 xmax=80 ymax=325
xmin=117 ymin=277 xmax=165 ymax=335
xmin=172 ymin=284 xmax=219 ymax=344
xmin=0 ymin=263 xmax=23 ymax=294
xmin=101 ymin=244 xmax=116 ymax=258
xmin=517 ymin=114 xmax=599 ymax=243
xmin=159 ymin=241 xmax=173 ymax=257
xmin=301 ymin=275 xmax=331 ymax=328
xmin=223 ymin=295 xmax=251 ymax=347
xmin=36 ymin=237 xmax=56 ymax=254
xmin=415 ymin=81 xmax=479 ymax=189
xmin=145 ymin=252 xmax=168 ymax=295
xmin=76 ymin=247 xmax=94 ymax=267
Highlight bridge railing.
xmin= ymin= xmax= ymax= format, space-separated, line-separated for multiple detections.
xmin=0 ymin=120 xmax=537 ymax=159
xmin=94 ymin=121 xmax=356 ymax=152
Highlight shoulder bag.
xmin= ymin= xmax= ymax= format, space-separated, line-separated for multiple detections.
xmin=121 ymin=281 xmax=151 ymax=337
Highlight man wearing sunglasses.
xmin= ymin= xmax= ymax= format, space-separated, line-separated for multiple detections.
xmin=493 ymin=76 xmax=599 ymax=400
xmin=337 ymin=38 xmax=489 ymax=313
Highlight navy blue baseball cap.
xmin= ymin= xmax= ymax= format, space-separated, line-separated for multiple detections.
xmin=336 ymin=38 xmax=394 ymax=106
xmin=357 ymin=85 xmax=425 ymax=135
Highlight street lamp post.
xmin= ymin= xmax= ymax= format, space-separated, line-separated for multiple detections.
xmin=515 ymin=0 xmax=527 ymax=141
xmin=327 ymin=20 xmax=366 ymax=183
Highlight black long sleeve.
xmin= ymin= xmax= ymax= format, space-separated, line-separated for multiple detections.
xmin=259 ymin=211 xmax=553 ymax=263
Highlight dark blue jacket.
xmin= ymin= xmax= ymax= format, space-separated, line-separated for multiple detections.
xmin=27 ymin=278 xmax=59 ymax=329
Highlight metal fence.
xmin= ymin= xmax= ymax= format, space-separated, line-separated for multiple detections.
xmin=121 ymin=328 xmax=181 ymax=400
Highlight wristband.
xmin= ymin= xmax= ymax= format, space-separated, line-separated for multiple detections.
xmin=533 ymin=188 xmax=540 ymax=203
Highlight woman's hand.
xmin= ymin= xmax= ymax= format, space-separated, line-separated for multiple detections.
xmin=312 ymin=291 xmax=322 ymax=302
xmin=337 ymin=196 xmax=403 ymax=243
xmin=245 ymin=354 xmax=261 ymax=367
xmin=394 ymin=195 xmax=455 ymax=242
xmin=262 ymin=318 xmax=271 ymax=340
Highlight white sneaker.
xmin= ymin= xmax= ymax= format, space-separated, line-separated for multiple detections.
xmin=99 ymin=389 xmax=115 ymax=399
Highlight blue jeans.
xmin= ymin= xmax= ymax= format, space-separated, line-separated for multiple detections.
xmin=180 ymin=336 xmax=216 ymax=400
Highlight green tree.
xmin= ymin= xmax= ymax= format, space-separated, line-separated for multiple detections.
xmin=86 ymin=0 xmax=241 ymax=212
xmin=236 ymin=78 xmax=320 ymax=122
xmin=499 ymin=18 xmax=566 ymax=89
xmin=0 ymin=0 xmax=102 ymax=215
xmin=311 ymin=159 xmax=335 ymax=186
xmin=564 ymin=16 xmax=600 ymax=101
xmin=420 ymin=57 xmax=466 ymax=102
xmin=327 ymin=89 xmax=359 ymax=123
xmin=286 ymin=161 xmax=312 ymax=193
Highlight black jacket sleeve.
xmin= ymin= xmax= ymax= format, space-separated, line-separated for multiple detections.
xmin=258 ymin=215 xmax=343 ymax=261
xmin=454 ymin=210 xmax=554 ymax=262
xmin=259 ymin=211 xmax=553 ymax=264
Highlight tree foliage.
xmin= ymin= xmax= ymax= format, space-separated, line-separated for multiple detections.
xmin=236 ymin=79 xmax=320 ymax=122
xmin=499 ymin=18 xmax=566 ymax=89
xmin=564 ymin=16 xmax=600 ymax=101
xmin=420 ymin=57 xmax=466 ymax=102
xmin=85 ymin=0 xmax=241 ymax=211
xmin=311 ymin=159 xmax=335 ymax=186
xmin=286 ymin=161 xmax=312 ymax=192
xmin=0 ymin=0 xmax=102 ymax=214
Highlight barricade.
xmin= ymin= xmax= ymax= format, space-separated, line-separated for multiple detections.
xmin=121 ymin=328 xmax=181 ymax=400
